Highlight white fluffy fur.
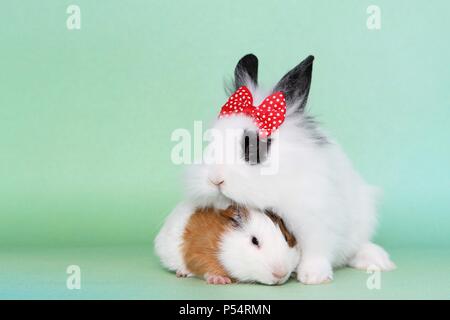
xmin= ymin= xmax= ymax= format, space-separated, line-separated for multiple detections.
xmin=154 ymin=201 xmax=195 ymax=276
xmin=183 ymin=84 xmax=395 ymax=284
xmin=154 ymin=203 xmax=300 ymax=285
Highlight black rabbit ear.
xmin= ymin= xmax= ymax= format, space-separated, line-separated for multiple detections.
xmin=273 ymin=55 xmax=314 ymax=112
xmin=234 ymin=54 xmax=258 ymax=90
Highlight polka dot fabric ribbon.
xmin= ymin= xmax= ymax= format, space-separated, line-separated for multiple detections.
xmin=219 ymin=86 xmax=286 ymax=137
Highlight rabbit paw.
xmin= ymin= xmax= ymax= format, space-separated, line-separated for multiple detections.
xmin=205 ymin=273 xmax=232 ymax=285
xmin=348 ymin=242 xmax=396 ymax=271
xmin=297 ymin=258 xmax=333 ymax=285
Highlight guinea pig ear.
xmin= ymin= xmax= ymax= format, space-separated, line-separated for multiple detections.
xmin=233 ymin=54 xmax=258 ymax=90
xmin=264 ymin=209 xmax=297 ymax=248
xmin=223 ymin=204 xmax=247 ymax=228
xmin=273 ymin=55 xmax=314 ymax=113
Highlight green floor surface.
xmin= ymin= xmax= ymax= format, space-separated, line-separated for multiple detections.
xmin=0 ymin=245 xmax=448 ymax=299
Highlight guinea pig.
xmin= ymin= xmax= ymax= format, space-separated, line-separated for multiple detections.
xmin=154 ymin=202 xmax=300 ymax=285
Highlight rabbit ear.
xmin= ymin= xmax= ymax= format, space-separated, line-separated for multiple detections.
xmin=273 ymin=55 xmax=314 ymax=112
xmin=234 ymin=54 xmax=258 ymax=90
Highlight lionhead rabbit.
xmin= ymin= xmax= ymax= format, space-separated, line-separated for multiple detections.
xmin=183 ymin=54 xmax=395 ymax=284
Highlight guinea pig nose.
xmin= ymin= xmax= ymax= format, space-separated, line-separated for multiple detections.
xmin=272 ymin=270 xmax=287 ymax=279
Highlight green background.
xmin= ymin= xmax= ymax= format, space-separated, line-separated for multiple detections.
xmin=0 ymin=0 xmax=449 ymax=299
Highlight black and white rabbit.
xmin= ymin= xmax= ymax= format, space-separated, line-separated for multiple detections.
xmin=183 ymin=54 xmax=395 ymax=284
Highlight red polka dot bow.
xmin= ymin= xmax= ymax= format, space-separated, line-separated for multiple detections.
xmin=219 ymin=86 xmax=286 ymax=137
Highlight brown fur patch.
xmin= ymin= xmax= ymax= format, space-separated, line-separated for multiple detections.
xmin=264 ymin=210 xmax=297 ymax=248
xmin=182 ymin=207 xmax=235 ymax=279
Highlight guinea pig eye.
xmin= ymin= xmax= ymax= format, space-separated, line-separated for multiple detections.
xmin=251 ymin=236 xmax=259 ymax=247
xmin=241 ymin=130 xmax=272 ymax=165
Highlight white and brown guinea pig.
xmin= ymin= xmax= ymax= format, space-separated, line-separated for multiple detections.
xmin=154 ymin=201 xmax=300 ymax=285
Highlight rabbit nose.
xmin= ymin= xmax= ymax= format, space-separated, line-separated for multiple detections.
xmin=211 ymin=179 xmax=224 ymax=186
xmin=208 ymin=174 xmax=225 ymax=186
xmin=272 ymin=270 xmax=288 ymax=280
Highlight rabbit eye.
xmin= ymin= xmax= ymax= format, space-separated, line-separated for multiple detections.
xmin=241 ymin=130 xmax=272 ymax=165
xmin=251 ymin=236 xmax=259 ymax=247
